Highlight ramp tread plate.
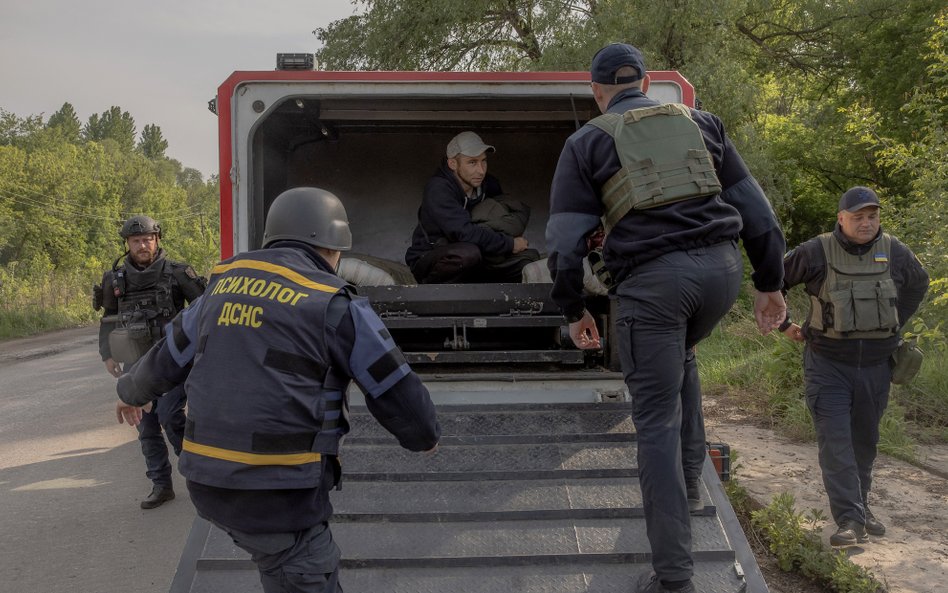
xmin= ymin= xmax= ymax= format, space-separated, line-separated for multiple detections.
xmin=330 ymin=478 xmax=645 ymax=514
xmin=348 ymin=405 xmax=635 ymax=439
xmin=341 ymin=442 xmax=637 ymax=473
xmin=339 ymin=562 xmax=747 ymax=593
xmin=200 ymin=517 xmax=733 ymax=559
xmin=188 ymin=560 xmax=746 ymax=593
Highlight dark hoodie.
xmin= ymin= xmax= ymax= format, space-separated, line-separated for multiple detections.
xmin=546 ymin=87 xmax=785 ymax=321
xmin=405 ymin=160 xmax=513 ymax=267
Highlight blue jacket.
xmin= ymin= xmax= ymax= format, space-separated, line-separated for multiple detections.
xmin=546 ymin=88 xmax=786 ymax=320
xmin=405 ymin=160 xmax=513 ymax=266
xmin=118 ymin=241 xmax=440 ymax=533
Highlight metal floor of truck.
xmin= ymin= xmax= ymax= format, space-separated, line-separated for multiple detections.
xmin=169 ymin=383 xmax=766 ymax=593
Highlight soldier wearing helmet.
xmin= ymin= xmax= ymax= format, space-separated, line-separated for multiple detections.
xmin=94 ymin=215 xmax=207 ymax=509
xmin=114 ymin=188 xmax=440 ymax=592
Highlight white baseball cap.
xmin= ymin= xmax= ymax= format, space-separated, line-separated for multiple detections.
xmin=446 ymin=131 xmax=495 ymax=158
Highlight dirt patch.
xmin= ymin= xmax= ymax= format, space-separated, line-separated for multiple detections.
xmin=704 ymin=391 xmax=948 ymax=593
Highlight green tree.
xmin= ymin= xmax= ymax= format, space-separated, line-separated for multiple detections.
xmin=177 ymin=166 xmax=205 ymax=188
xmin=315 ymin=0 xmax=596 ymax=70
xmin=0 ymin=102 xmax=219 ymax=337
xmin=843 ymin=8 xmax=948 ymax=321
xmin=735 ymin=1 xmax=945 ymax=246
xmin=46 ymin=102 xmax=82 ymax=144
xmin=138 ymin=123 xmax=169 ymax=160
xmin=83 ymin=106 xmax=136 ymax=151
xmin=735 ymin=0 xmax=942 ymax=137
xmin=0 ymin=110 xmax=44 ymax=146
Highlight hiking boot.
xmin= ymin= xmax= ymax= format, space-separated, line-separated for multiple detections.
xmin=634 ymin=571 xmax=697 ymax=593
xmin=140 ymin=485 xmax=175 ymax=509
xmin=685 ymin=479 xmax=703 ymax=514
xmin=864 ymin=506 xmax=886 ymax=536
xmin=829 ymin=520 xmax=868 ymax=546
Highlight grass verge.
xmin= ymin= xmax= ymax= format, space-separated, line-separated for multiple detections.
xmin=700 ymin=302 xmax=948 ymax=461
xmin=726 ymin=474 xmax=884 ymax=593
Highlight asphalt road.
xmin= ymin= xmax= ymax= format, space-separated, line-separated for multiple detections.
xmin=0 ymin=326 xmax=195 ymax=593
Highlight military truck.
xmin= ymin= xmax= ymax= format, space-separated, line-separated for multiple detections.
xmin=169 ymin=56 xmax=768 ymax=593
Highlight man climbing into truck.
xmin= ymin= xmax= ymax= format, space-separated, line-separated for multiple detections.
xmin=546 ymin=43 xmax=787 ymax=593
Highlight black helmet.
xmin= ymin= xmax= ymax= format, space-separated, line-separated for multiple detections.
xmin=120 ymin=215 xmax=162 ymax=239
xmin=262 ymin=187 xmax=352 ymax=251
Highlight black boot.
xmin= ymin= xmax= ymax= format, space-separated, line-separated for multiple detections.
xmin=864 ymin=506 xmax=886 ymax=536
xmin=830 ymin=520 xmax=868 ymax=546
xmin=686 ymin=479 xmax=703 ymax=514
xmin=141 ymin=485 xmax=175 ymax=509
xmin=634 ymin=572 xmax=697 ymax=593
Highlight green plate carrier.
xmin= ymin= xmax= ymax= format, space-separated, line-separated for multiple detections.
xmin=588 ymin=103 xmax=722 ymax=232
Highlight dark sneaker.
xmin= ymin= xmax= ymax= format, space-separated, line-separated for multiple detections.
xmin=864 ymin=506 xmax=886 ymax=536
xmin=830 ymin=520 xmax=868 ymax=546
xmin=634 ymin=571 xmax=697 ymax=593
xmin=686 ymin=479 xmax=703 ymax=514
xmin=141 ymin=485 xmax=175 ymax=509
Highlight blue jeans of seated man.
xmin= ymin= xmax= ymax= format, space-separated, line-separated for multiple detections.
xmin=804 ymin=347 xmax=890 ymax=526
xmin=137 ymin=383 xmax=186 ymax=488
xmin=615 ymin=241 xmax=742 ymax=584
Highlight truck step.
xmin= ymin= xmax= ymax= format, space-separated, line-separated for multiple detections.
xmin=332 ymin=562 xmax=748 ymax=593
xmin=348 ymin=402 xmax=636 ymax=439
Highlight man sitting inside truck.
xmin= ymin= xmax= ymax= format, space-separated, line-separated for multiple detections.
xmin=405 ymin=131 xmax=539 ymax=283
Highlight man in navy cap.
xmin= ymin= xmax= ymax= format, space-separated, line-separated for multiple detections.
xmin=546 ymin=42 xmax=788 ymax=592
xmin=779 ymin=185 xmax=928 ymax=547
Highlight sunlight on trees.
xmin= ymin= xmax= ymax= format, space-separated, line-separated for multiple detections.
xmin=0 ymin=106 xmax=220 ymax=336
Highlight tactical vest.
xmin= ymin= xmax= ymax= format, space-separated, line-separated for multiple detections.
xmin=588 ymin=103 xmax=722 ymax=232
xmin=179 ymin=248 xmax=352 ymax=490
xmin=808 ymin=233 xmax=900 ymax=339
xmin=108 ymin=258 xmax=180 ymax=363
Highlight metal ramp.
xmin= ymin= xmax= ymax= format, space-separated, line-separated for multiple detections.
xmin=170 ymin=401 xmax=766 ymax=593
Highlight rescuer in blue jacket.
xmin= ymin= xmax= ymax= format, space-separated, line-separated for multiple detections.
xmin=114 ymin=187 xmax=441 ymax=593
xmin=546 ymin=43 xmax=787 ymax=593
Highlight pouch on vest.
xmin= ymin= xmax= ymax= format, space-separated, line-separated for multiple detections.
xmin=588 ymin=103 xmax=722 ymax=232
xmin=108 ymin=323 xmax=154 ymax=364
xmin=586 ymin=248 xmax=614 ymax=291
xmin=890 ymin=338 xmax=923 ymax=385
xmin=92 ymin=283 xmax=104 ymax=311
xmin=813 ymin=233 xmax=900 ymax=339
xmin=826 ymin=280 xmax=899 ymax=333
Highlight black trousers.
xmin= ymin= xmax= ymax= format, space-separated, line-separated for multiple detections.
xmin=214 ymin=520 xmax=342 ymax=593
xmin=804 ymin=347 xmax=890 ymax=526
xmin=411 ymin=241 xmax=540 ymax=284
xmin=137 ymin=383 xmax=186 ymax=487
xmin=614 ymin=242 xmax=742 ymax=583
